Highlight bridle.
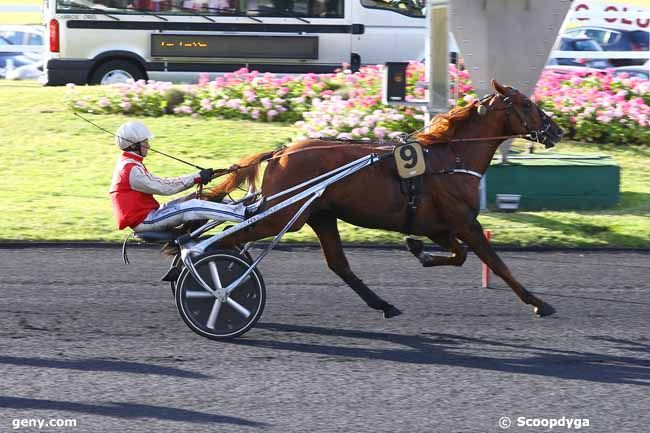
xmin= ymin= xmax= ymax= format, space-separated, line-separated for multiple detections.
xmin=489 ymin=90 xmax=558 ymax=148
xmin=393 ymin=90 xmax=560 ymax=180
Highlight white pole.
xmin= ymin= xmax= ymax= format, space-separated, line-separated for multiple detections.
xmin=425 ymin=0 xmax=449 ymax=124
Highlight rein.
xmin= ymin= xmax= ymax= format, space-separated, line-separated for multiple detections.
xmin=208 ymin=131 xmax=527 ymax=185
xmin=212 ymin=130 xmax=526 ymax=180
xmin=210 ymin=141 xmax=396 ymax=179
xmin=210 ymin=91 xmax=544 ymax=182
xmin=424 ymin=133 xmax=529 ymax=144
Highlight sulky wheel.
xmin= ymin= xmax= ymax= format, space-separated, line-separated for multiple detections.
xmin=169 ymin=245 xmax=252 ymax=297
xmin=169 ymin=254 xmax=182 ymax=296
xmin=175 ymin=250 xmax=265 ymax=340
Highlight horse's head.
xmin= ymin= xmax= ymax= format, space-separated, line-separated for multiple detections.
xmin=481 ymin=80 xmax=563 ymax=148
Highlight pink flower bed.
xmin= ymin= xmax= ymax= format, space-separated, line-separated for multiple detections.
xmin=174 ymin=70 xmax=338 ymax=122
xmin=66 ymin=80 xmax=175 ymax=116
xmin=534 ymin=69 xmax=649 ymax=145
xmin=67 ymin=64 xmax=649 ymax=146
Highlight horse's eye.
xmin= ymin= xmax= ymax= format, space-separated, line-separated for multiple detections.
xmin=524 ymin=101 xmax=532 ymax=109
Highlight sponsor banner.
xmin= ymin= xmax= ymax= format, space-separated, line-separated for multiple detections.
xmin=567 ymin=1 xmax=649 ymax=30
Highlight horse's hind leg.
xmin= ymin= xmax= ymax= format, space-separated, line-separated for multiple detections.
xmin=457 ymin=220 xmax=555 ymax=317
xmin=405 ymin=232 xmax=467 ymax=267
xmin=308 ymin=213 xmax=402 ymax=319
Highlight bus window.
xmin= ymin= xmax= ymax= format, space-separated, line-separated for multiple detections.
xmin=175 ymin=0 xmax=238 ymax=13
xmin=245 ymin=0 xmax=344 ymax=18
xmin=55 ymin=0 xmax=345 ymax=17
xmin=28 ymin=32 xmax=44 ymax=46
xmin=0 ymin=30 xmax=31 ymax=45
xmin=360 ymin=0 xmax=424 ymax=18
xmin=56 ymin=0 xmax=240 ymax=15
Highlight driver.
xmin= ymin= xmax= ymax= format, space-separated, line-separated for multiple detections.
xmin=109 ymin=121 xmax=245 ymax=233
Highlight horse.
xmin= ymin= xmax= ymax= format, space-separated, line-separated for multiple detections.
xmin=202 ymin=80 xmax=564 ymax=319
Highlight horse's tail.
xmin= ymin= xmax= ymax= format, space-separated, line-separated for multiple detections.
xmin=203 ymin=149 xmax=277 ymax=201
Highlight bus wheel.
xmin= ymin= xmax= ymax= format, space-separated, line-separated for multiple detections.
xmin=90 ymin=60 xmax=145 ymax=85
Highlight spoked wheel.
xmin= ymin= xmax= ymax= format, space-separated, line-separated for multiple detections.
xmin=169 ymin=245 xmax=252 ymax=296
xmin=175 ymin=250 xmax=265 ymax=340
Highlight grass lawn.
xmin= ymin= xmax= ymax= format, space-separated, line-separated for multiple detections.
xmin=1 ymin=80 xmax=649 ymax=247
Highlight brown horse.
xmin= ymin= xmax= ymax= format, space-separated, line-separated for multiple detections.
xmin=204 ymin=80 xmax=563 ymax=319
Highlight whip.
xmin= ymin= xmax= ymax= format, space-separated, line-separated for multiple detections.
xmin=74 ymin=112 xmax=206 ymax=170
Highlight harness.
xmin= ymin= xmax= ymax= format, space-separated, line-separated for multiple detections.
xmin=243 ymin=137 xmax=483 ymax=235
xmin=401 ymin=174 xmax=423 ymax=234
xmin=205 ymin=91 xmax=554 ymax=235
xmin=395 ymin=138 xmax=482 ymax=234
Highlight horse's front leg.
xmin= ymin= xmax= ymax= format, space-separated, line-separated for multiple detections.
xmin=405 ymin=232 xmax=467 ymax=267
xmin=457 ymin=220 xmax=556 ymax=317
xmin=308 ymin=213 xmax=402 ymax=318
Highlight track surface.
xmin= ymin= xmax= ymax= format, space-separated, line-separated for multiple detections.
xmin=1 ymin=246 xmax=649 ymax=433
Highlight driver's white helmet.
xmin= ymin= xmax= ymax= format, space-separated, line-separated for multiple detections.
xmin=115 ymin=121 xmax=154 ymax=150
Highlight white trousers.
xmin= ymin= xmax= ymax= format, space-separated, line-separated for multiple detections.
xmin=133 ymin=198 xmax=245 ymax=233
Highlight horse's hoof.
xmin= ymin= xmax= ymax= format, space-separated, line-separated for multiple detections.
xmin=534 ymin=302 xmax=556 ymax=317
xmin=383 ymin=305 xmax=403 ymax=319
xmin=405 ymin=237 xmax=424 ymax=256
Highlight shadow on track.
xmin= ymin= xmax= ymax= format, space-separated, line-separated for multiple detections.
xmin=485 ymin=287 xmax=650 ymax=306
xmin=0 ymin=356 xmax=210 ymax=379
xmin=588 ymin=336 xmax=650 ymax=354
xmin=0 ymin=396 xmax=269 ymax=427
xmin=238 ymin=323 xmax=650 ymax=386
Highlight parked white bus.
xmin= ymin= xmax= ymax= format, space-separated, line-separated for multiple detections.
xmin=42 ymin=0 xmax=426 ymax=85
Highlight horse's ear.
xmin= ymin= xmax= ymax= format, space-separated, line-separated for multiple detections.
xmin=492 ymin=79 xmax=508 ymax=96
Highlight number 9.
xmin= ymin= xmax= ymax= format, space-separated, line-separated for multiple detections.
xmin=399 ymin=144 xmax=418 ymax=169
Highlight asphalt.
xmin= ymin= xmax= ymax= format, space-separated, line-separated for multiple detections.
xmin=1 ymin=246 xmax=649 ymax=433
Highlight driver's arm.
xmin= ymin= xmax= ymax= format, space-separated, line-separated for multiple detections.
xmin=129 ymin=165 xmax=200 ymax=196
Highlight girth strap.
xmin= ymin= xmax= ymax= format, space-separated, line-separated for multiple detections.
xmin=401 ymin=176 xmax=423 ymax=234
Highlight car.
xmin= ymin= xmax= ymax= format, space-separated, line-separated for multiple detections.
xmin=543 ymin=65 xmax=606 ymax=76
xmin=563 ymin=26 xmax=649 ymax=67
xmin=612 ymin=60 xmax=650 ymax=80
xmin=0 ymin=25 xmax=45 ymax=78
xmin=547 ymin=37 xmax=614 ymax=69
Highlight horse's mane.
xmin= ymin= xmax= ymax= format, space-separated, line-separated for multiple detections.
xmin=416 ymin=104 xmax=475 ymax=146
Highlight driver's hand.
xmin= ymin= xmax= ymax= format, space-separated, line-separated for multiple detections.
xmin=199 ymin=168 xmax=214 ymax=185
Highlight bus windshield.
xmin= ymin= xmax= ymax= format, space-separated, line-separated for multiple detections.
xmin=360 ymin=0 xmax=424 ymax=18
xmin=55 ymin=0 xmax=345 ymax=18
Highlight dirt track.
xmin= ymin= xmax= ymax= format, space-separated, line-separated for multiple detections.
xmin=1 ymin=246 xmax=649 ymax=432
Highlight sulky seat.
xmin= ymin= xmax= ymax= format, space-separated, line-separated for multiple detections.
xmin=133 ymin=231 xmax=178 ymax=243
